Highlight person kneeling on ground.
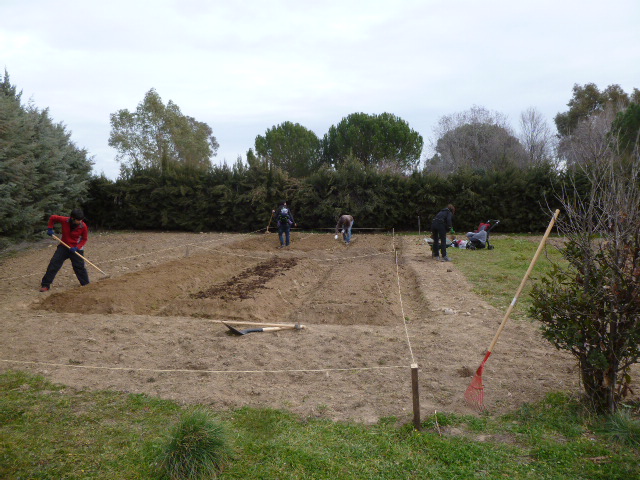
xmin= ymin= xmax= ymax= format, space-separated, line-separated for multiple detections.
xmin=335 ymin=214 xmax=354 ymax=244
xmin=40 ymin=208 xmax=90 ymax=292
xmin=466 ymin=228 xmax=487 ymax=249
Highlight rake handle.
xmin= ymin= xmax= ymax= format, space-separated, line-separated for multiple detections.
xmin=486 ymin=209 xmax=560 ymax=354
xmin=212 ymin=319 xmax=304 ymax=329
xmin=52 ymin=235 xmax=108 ymax=276
xmin=265 ymin=211 xmax=274 ymax=233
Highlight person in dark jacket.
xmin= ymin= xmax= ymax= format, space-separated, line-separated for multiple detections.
xmin=431 ymin=204 xmax=455 ymax=262
xmin=273 ymin=201 xmax=296 ymax=248
xmin=40 ymin=208 xmax=90 ymax=291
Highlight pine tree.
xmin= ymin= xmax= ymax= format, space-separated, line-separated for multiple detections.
xmin=0 ymin=69 xmax=93 ymax=241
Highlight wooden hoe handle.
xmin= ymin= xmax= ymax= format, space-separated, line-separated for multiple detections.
xmin=486 ymin=209 xmax=560 ymax=354
xmin=52 ymin=235 xmax=108 ymax=276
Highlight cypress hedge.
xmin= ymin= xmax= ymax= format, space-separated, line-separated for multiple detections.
xmin=82 ymin=161 xmax=568 ymax=235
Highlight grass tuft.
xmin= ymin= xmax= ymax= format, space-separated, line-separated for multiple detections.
xmin=155 ymin=408 xmax=233 ymax=480
xmin=599 ymin=410 xmax=640 ymax=447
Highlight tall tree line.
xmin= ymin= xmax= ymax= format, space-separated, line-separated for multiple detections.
xmin=3 ymin=76 xmax=638 ymax=245
xmin=0 ymin=70 xmax=93 ymax=247
xmin=83 ymin=160 xmax=565 ymax=234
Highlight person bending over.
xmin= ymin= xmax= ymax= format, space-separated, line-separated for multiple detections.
xmin=335 ymin=214 xmax=354 ymax=245
xmin=40 ymin=208 xmax=89 ymax=291
xmin=431 ymin=204 xmax=455 ymax=262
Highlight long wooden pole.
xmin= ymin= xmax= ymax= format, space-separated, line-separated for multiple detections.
xmin=265 ymin=211 xmax=274 ymax=233
xmin=485 ymin=209 xmax=560 ymax=355
xmin=52 ymin=235 xmax=109 ymax=276
xmin=207 ymin=319 xmax=305 ymax=329
xmin=465 ymin=209 xmax=560 ymax=409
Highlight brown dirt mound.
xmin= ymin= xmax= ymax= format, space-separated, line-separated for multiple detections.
xmin=0 ymin=231 xmax=608 ymax=424
xmin=191 ymin=257 xmax=298 ymax=301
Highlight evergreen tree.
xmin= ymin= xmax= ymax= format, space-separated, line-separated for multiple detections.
xmin=322 ymin=112 xmax=423 ymax=172
xmin=0 ymin=70 xmax=92 ymax=241
xmin=254 ymin=121 xmax=323 ymax=178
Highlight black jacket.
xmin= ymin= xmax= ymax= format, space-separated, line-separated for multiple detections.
xmin=432 ymin=208 xmax=453 ymax=230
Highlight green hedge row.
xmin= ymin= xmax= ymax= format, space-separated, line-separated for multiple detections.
xmin=83 ymin=161 xmax=569 ymax=234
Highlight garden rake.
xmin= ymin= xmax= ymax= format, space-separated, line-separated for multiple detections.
xmin=222 ymin=322 xmax=304 ymax=335
xmin=52 ymin=235 xmax=110 ymax=277
xmin=464 ymin=209 xmax=560 ymax=410
xmin=265 ymin=211 xmax=274 ymax=234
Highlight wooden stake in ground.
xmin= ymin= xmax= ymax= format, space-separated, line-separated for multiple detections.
xmin=411 ymin=363 xmax=421 ymax=430
xmin=464 ymin=209 xmax=560 ymax=410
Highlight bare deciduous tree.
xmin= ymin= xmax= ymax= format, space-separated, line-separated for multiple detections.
xmin=518 ymin=107 xmax=557 ymax=166
xmin=530 ymin=124 xmax=640 ymax=413
xmin=425 ymin=105 xmax=528 ymax=174
xmin=557 ymin=105 xmax=619 ymax=168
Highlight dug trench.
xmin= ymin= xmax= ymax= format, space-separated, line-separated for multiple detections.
xmin=0 ymin=231 xmax=582 ymax=424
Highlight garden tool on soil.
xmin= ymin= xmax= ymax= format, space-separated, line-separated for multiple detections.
xmin=223 ymin=322 xmax=303 ymax=336
xmin=52 ymin=235 xmax=109 ymax=277
xmin=464 ymin=209 xmax=560 ymax=410
xmin=265 ymin=211 xmax=274 ymax=233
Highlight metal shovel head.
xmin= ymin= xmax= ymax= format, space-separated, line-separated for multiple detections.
xmin=223 ymin=322 xmax=266 ymax=335
xmin=223 ymin=322 xmax=248 ymax=335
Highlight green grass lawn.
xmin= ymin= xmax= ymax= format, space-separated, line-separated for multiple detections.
xmin=2 ymin=234 xmax=639 ymax=479
xmin=1 ymin=370 xmax=638 ymax=479
xmin=451 ymin=235 xmax=564 ymax=321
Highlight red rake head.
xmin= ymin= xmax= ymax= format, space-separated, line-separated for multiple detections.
xmin=465 ymin=353 xmax=491 ymax=411
xmin=464 ymin=366 xmax=485 ymax=410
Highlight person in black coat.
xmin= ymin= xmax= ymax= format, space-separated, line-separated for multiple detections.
xmin=431 ymin=204 xmax=455 ymax=262
xmin=273 ymin=201 xmax=296 ymax=248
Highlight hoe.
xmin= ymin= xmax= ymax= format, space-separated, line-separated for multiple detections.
xmin=223 ymin=322 xmax=303 ymax=335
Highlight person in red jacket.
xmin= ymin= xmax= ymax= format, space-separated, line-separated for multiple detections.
xmin=39 ymin=208 xmax=90 ymax=292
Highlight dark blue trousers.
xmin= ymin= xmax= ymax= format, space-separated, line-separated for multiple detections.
xmin=41 ymin=244 xmax=90 ymax=287
xmin=431 ymin=223 xmax=448 ymax=257
xmin=278 ymin=223 xmax=291 ymax=246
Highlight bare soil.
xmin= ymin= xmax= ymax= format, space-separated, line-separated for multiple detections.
xmin=0 ymin=231 xmax=595 ymax=424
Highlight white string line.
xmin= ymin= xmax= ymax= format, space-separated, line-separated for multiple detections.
xmin=394 ymin=244 xmax=416 ymax=366
xmin=190 ymin=238 xmax=395 ymax=263
xmin=277 ymin=288 xmax=293 ymax=305
xmin=0 ymin=230 xmax=394 ymax=282
xmin=0 ymin=231 xmax=259 ymax=282
xmin=101 ymin=230 xmax=265 ymax=265
xmin=312 ymin=250 xmax=394 ymax=262
xmin=0 ymin=358 xmax=409 ymax=375
xmin=1 ymin=233 xmax=417 ymax=378
xmin=190 ymin=244 xmax=272 ymax=261
xmin=0 ymin=243 xmax=393 ymax=284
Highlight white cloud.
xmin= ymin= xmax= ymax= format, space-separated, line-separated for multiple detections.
xmin=2 ymin=0 xmax=639 ymax=178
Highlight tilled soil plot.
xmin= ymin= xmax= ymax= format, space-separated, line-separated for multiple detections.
xmin=0 ymin=230 xmax=596 ymax=424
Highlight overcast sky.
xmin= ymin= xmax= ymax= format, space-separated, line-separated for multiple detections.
xmin=2 ymin=0 xmax=639 ymax=179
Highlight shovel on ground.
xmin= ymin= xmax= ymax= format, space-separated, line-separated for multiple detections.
xmin=223 ymin=322 xmax=301 ymax=336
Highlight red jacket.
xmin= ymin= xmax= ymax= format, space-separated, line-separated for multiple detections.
xmin=48 ymin=215 xmax=89 ymax=249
